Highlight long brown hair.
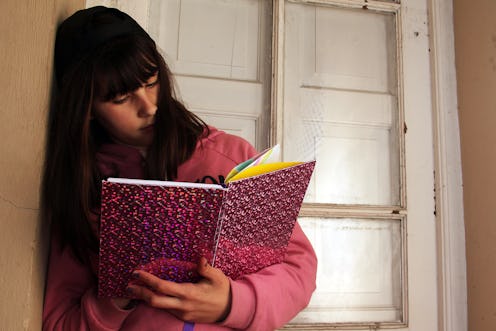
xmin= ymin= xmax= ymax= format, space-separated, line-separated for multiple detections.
xmin=42 ymin=31 xmax=207 ymax=263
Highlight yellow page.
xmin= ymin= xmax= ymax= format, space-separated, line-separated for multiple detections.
xmin=226 ymin=161 xmax=301 ymax=183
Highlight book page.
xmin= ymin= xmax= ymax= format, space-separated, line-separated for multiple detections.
xmin=226 ymin=161 xmax=301 ymax=183
xmin=107 ymin=177 xmax=224 ymax=190
xmin=225 ymin=144 xmax=281 ymax=182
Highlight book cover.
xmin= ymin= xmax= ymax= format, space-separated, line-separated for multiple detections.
xmin=98 ymin=154 xmax=315 ymax=297
xmin=213 ymin=161 xmax=315 ymax=279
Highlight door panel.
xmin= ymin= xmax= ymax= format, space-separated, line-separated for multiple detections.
xmin=283 ymin=2 xmax=401 ymax=207
xmin=297 ymin=217 xmax=403 ymax=324
xmin=153 ymin=0 xmax=259 ymax=81
xmin=300 ymin=6 xmax=396 ymax=92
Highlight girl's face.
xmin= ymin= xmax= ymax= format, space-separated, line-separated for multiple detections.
xmin=93 ymin=73 xmax=159 ymax=150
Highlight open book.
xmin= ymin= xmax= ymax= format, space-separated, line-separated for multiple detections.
xmin=98 ymin=145 xmax=315 ymax=297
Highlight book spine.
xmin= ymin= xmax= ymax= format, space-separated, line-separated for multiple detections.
xmin=211 ymin=191 xmax=229 ymax=267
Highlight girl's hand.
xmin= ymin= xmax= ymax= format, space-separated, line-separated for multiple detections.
xmin=127 ymin=257 xmax=232 ymax=323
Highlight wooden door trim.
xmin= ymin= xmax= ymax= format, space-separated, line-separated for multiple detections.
xmin=429 ymin=0 xmax=468 ymax=330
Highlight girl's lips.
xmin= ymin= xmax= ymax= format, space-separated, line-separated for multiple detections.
xmin=140 ymin=124 xmax=154 ymax=131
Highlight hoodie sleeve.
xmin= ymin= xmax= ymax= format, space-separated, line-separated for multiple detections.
xmin=42 ymin=237 xmax=133 ymax=331
xmin=219 ymin=222 xmax=317 ymax=330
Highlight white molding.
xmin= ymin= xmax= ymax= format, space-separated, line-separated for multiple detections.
xmin=271 ymin=0 xmax=285 ymax=146
xmin=428 ymin=1 xmax=468 ymax=331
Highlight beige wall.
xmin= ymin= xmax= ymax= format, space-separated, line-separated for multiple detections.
xmin=0 ymin=0 xmax=83 ymax=329
xmin=453 ymin=0 xmax=496 ymax=330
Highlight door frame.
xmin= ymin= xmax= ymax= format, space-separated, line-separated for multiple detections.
xmin=429 ymin=0 xmax=467 ymax=331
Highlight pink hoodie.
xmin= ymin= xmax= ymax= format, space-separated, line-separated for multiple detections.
xmin=43 ymin=127 xmax=317 ymax=331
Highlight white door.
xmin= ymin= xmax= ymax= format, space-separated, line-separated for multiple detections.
xmin=86 ymin=0 xmax=465 ymax=330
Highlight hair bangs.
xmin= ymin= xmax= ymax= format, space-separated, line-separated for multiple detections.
xmin=94 ymin=36 xmax=159 ymax=101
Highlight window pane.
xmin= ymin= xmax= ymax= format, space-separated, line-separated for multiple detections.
xmin=290 ymin=217 xmax=404 ymax=324
xmin=149 ymin=0 xmax=262 ymax=81
xmin=283 ymin=2 xmax=401 ymax=206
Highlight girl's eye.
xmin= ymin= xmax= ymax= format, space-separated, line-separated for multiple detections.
xmin=112 ymin=94 xmax=130 ymax=104
xmin=145 ymin=73 xmax=159 ymax=89
xmin=145 ymin=80 xmax=158 ymax=89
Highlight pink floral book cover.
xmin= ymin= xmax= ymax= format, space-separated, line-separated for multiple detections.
xmin=98 ymin=161 xmax=315 ymax=297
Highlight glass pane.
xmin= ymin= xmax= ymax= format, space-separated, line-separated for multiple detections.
xmin=283 ymin=2 xmax=401 ymax=206
xmin=148 ymin=0 xmax=265 ymax=81
xmin=290 ymin=217 xmax=404 ymax=324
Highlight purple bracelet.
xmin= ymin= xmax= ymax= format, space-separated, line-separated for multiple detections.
xmin=183 ymin=322 xmax=195 ymax=331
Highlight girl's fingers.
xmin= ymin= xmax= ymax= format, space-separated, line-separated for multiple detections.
xmin=127 ymin=284 xmax=182 ymax=309
xmin=132 ymin=270 xmax=184 ymax=297
xmin=128 ymin=260 xmax=231 ymax=322
xmin=196 ymin=257 xmax=226 ymax=285
xmin=196 ymin=257 xmax=212 ymax=279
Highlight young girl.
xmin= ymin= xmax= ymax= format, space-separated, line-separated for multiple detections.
xmin=42 ymin=6 xmax=317 ymax=331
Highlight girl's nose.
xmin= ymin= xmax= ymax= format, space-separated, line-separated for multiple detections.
xmin=135 ymin=88 xmax=157 ymax=117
